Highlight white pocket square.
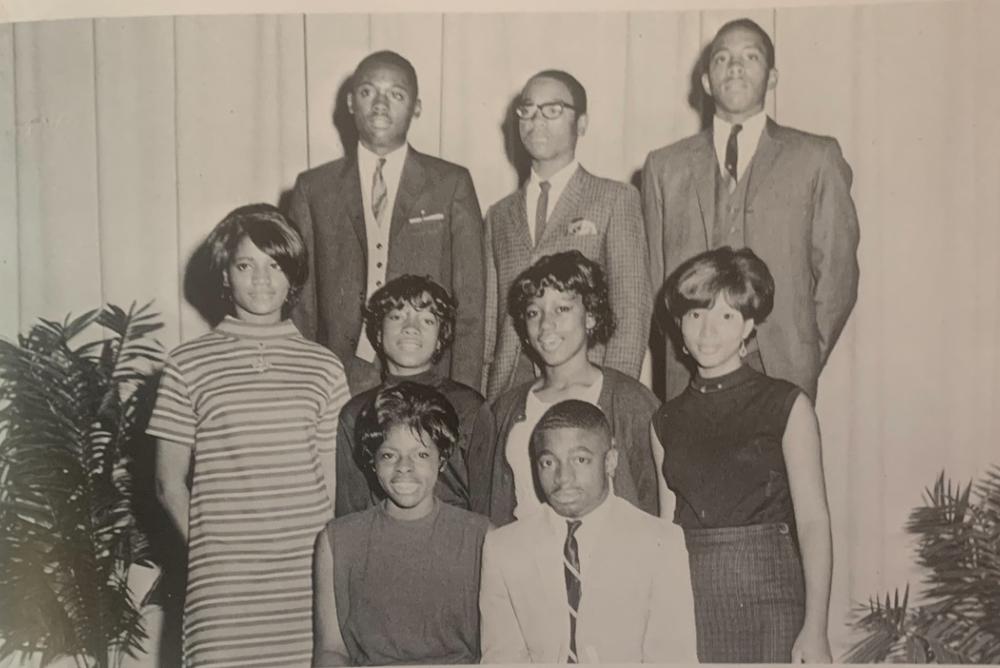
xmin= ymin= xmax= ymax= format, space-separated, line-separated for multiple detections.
xmin=568 ymin=218 xmax=598 ymax=236
xmin=408 ymin=211 xmax=444 ymax=224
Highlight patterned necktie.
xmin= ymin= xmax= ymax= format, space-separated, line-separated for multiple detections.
xmin=564 ymin=519 xmax=582 ymax=663
xmin=535 ymin=180 xmax=551 ymax=245
xmin=372 ymin=157 xmax=388 ymax=225
xmin=724 ymin=123 xmax=743 ymax=193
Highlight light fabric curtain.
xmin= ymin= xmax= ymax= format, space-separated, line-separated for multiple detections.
xmin=2 ymin=2 xmax=999 ymax=662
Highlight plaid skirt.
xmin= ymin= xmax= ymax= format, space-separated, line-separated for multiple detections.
xmin=684 ymin=522 xmax=806 ymax=663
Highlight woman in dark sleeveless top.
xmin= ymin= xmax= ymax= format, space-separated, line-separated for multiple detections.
xmin=312 ymin=383 xmax=489 ymax=666
xmin=651 ymin=247 xmax=833 ymax=663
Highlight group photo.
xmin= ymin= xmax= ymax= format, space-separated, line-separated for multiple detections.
xmin=1 ymin=1 xmax=999 ymax=666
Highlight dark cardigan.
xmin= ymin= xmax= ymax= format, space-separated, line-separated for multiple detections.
xmin=467 ymin=367 xmax=660 ymax=526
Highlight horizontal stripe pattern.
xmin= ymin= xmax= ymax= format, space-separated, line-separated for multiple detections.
xmin=147 ymin=318 xmax=348 ymax=667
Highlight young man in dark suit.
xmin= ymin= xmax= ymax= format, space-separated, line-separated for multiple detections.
xmin=642 ymin=19 xmax=860 ymax=401
xmin=290 ymin=50 xmax=485 ymax=394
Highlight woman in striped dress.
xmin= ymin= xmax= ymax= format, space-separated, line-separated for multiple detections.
xmin=148 ymin=204 xmax=350 ymax=668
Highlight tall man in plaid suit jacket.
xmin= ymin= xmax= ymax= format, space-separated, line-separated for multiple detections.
xmin=482 ymin=70 xmax=652 ymax=400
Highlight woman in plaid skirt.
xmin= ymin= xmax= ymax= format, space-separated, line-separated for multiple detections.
xmin=650 ymin=246 xmax=833 ymax=663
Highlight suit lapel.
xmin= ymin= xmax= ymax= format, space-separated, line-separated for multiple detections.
xmin=692 ymin=132 xmax=717 ymax=247
xmin=531 ymin=514 xmax=570 ymax=662
xmin=511 ymin=186 xmax=534 ymax=252
xmin=339 ymin=157 xmax=367 ymax=254
xmin=390 ymin=147 xmax=427 ymax=243
xmin=745 ymin=119 xmax=783 ymax=209
xmin=538 ymin=165 xmax=584 ymax=247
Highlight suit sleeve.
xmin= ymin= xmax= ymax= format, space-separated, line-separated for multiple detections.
xmin=449 ymin=168 xmax=486 ymax=390
xmin=288 ymin=176 xmax=318 ymax=342
xmin=481 ymin=206 xmax=499 ymax=395
xmin=602 ymin=184 xmax=653 ymax=379
xmin=643 ymin=524 xmax=698 ymax=663
xmin=641 ymin=152 xmax=666 ymax=294
xmin=479 ymin=531 xmax=531 ymax=663
xmin=811 ymin=139 xmax=860 ymax=367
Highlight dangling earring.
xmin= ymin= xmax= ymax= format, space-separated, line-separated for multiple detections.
xmin=739 ymin=339 xmax=748 ymax=358
xmin=682 ymin=345 xmax=689 ymax=355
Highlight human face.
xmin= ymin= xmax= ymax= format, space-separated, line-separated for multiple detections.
xmin=374 ymin=425 xmax=441 ymax=520
xmin=680 ymin=292 xmax=755 ymax=378
xmin=348 ymin=62 xmax=421 ymax=155
xmin=518 ymin=76 xmax=587 ymax=176
xmin=225 ymin=236 xmax=290 ymax=324
xmin=524 ymin=289 xmax=596 ymax=371
xmin=701 ymin=26 xmax=778 ymax=124
xmin=381 ymin=298 xmax=440 ymax=376
xmin=536 ymin=427 xmax=617 ymax=519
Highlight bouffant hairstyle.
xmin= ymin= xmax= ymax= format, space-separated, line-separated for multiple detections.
xmin=664 ymin=246 xmax=775 ymax=324
xmin=529 ymin=399 xmax=612 ymax=463
xmin=508 ymin=250 xmax=616 ymax=350
xmin=355 ymin=382 xmax=459 ymax=472
xmin=206 ymin=203 xmax=308 ymax=314
xmin=362 ymin=275 xmax=457 ymax=365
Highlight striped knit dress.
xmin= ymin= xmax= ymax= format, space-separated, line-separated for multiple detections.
xmin=148 ymin=317 xmax=349 ymax=668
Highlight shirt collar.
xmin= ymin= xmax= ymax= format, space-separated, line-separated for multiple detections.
xmin=529 ymin=158 xmax=579 ymax=194
xmin=543 ymin=487 xmax=614 ymax=538
xmin=712 ymin=111 xmax=768 ymax=174
xmin=357 ymin=141 xmax=408 ymax=178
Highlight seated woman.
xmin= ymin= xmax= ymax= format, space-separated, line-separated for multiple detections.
xmin=468 ymin=250 xmax=659 ymax=526
xmin=312 ymin=382 xmax=490 ymax=667
xmin=334 ymin=275 xmax=484 ymax=516
xmin=651 ymin=246 xmax=833 ymax=663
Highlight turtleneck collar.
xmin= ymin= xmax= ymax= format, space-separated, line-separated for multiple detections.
xmin=383 ymin=367 xmax=442 ymax=387
xmin=215 ymin=315 xmax=299 ymax=341
xmin=690 ymin=362 xmax=758 ymax=395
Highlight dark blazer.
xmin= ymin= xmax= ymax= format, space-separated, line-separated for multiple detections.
xmin=289 ymin=146 xmax=485 ymax=393
xmin=482 ymin=166 xmax=652 ymax=401
xmin=642 ymin=119 xmax=860 ymax=400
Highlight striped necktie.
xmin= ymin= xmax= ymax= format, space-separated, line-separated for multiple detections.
xmin=564 ymin=519 xmax=582 ymax=663
xmin=372 ymin=157 xmax=388 ymax=225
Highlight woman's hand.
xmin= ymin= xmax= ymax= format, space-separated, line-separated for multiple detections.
xmin=791 ymin=625 xmax=832 ymax=663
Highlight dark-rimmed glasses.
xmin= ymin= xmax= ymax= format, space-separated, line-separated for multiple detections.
xmin=515 ymin=101 xmax=575 ymax=120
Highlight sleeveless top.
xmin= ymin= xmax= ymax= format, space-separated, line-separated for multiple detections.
xmin=652 ymin=364 xmax=802 ymax=529
xmin=326 ymin=500 xmax=490 ymax=665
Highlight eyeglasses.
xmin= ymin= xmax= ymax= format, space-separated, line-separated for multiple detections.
xmin=515 ymin=101 xmax=575 ymax=120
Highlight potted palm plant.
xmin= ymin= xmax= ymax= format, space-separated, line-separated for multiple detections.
xmin=0 ymin=303 xmax=163 ymax=668
xmin=846 ymin=468 xmax=1000 ymax=663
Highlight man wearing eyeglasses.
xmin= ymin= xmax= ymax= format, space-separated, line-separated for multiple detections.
xmin=482 ymin=70 xmax=652 ymax=401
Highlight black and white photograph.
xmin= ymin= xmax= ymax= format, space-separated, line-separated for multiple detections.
xmin=1 ymin=0 xmax=998 ymax=665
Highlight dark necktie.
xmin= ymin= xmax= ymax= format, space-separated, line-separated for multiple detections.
xmin=372 ymin=157 xmax=388 ymax=225
xmin=535 ymin=180 xmax=551 ymax=245
xmin=563 ymin=519 xmax=582 ymax=663
xmin=724 ymin=123 xmax=743 ymax=193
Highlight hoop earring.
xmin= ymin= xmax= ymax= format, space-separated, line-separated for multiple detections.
xmin=739 ymin=340 xmax=748 ymax=358
xmin=682 ymin=345 xmax=689 ymax=355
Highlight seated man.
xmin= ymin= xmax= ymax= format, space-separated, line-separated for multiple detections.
xmin=479 ymin=400 xmax=697 ymax=663
xmin=335 ymin=275 xmax=485 ymax=516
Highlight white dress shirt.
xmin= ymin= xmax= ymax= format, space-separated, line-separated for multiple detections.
xmin=525 ymin=159 xmax=579 ymax=245
xmin=712 ymin=110 xmax=767 ymax=182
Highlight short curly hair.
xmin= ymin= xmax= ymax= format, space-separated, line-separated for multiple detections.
xmin=363 ymin=275 xmax=457 ymax=365
xmin=664 ymin=246 xmax=775 ymax=323
xmin=355 ymin=382 xmax=459 ymax=472
xmin=508 ymin=250 xmax=616 ymax=350
xmin=206 ymin=203 xmax=308 ymax=316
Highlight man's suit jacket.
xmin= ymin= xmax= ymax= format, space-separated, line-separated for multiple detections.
xmin=289 ymin=146 xmax=485 ymax=393
xmin=479 ymin=495 xmax=697 ymax=663
xmin=483 ymin=166 xmax=652 ymax=400
xmin=642 ymin=119 xmax=860 ymax=400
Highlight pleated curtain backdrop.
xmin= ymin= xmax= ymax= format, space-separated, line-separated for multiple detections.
xmin=2 ymin=2 xmax=999 ymax=661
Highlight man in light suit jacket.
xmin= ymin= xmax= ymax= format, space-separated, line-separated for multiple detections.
xmin=290 ymin=50 xmax=485 ymax=394
xmin=483 ymin=70 xmax=652 ymax=400
xmin=479 ymin=400 xmax=696 ymax=664
xmin=642 ymin=18 xmax=860 ymax=401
